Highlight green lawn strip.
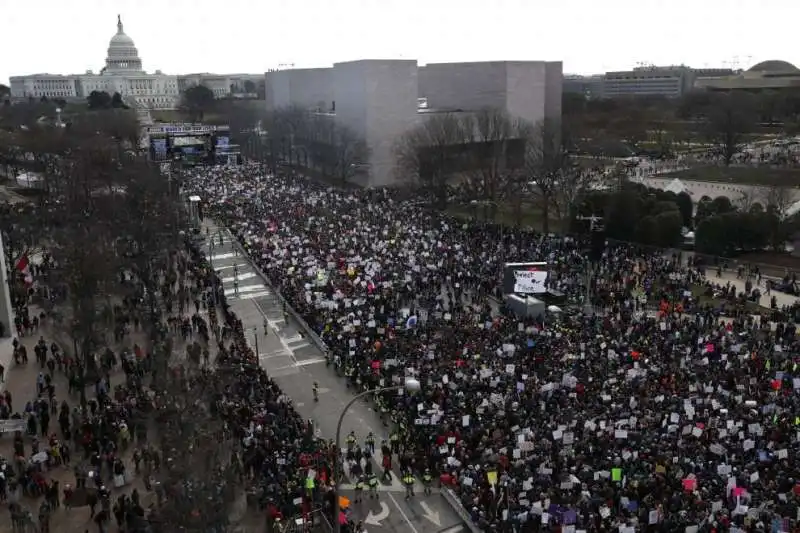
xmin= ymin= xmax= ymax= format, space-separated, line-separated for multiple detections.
xmin=445 ymin=204 xmax=563 ymax=232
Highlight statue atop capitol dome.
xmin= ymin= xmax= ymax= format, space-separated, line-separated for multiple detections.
xmin=105 ymin=15 xmax=143 ymax=73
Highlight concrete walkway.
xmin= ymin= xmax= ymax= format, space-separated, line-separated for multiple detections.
xmin=702 ymin=269 xmax=800 ymax=309
xmin=0 ymin=306 xmax=163 ymax=533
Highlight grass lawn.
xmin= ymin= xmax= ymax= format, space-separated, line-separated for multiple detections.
xmin=669 ymin=165 xmax=800 ymax=187
xmin=445 ymin=203 xmax=564 ymax=232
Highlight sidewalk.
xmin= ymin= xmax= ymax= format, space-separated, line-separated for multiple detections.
xmin=703 ymin=269 xmax=800 ymax=309
xmin=0 ymin=337 xmax=13 ymax=393
xmin=0 ymin=298 xmax=202 ymax=532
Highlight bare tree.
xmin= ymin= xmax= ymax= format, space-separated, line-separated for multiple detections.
xmin=761 ymin=183 xmax=795 ymax=218
xmin=306 ymin=115 xmax=336 ymax=175
xmin=332 ymin=124 xmax=370 ymax=184
xmin=460 ymin=108 xmax=527 ymax=219
xmin=394 ymin=113 xmax=469 ymax=209
xmin=48 ymin=150 xmax=123 ymax=405
xmin=270 ymin=105 xmax=309 ymax=164
xmin=737 ymin=187 xmax=758 ymax=212
xmin=647 ymin=116 xmax=675 ymax=156
xmin=704 ymin=92 xmax=757 ymax=166
xmin=524 ymin=118 xmax=588 ymax=233
xmin=150 ymin=371 xmax=240 ymax=532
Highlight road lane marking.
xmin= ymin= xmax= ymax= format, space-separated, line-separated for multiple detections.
xmin=209 ymin=252 xmax=238 ymax=261
xmin=253 ymin=299 xmax=299 ymax=367
xmin=236 ymin=290 xmax=273 ymax=300
xmin=221 ymin=272 xmax=258 ymax=283
xmin=387 ymin=493 xmax=420 ymax=533
xmin=259 ymin=351 xmax=293 ymax=360
xmin=295 ymin=358 xmax=326 ymax=367
xmin=211 ymin=264 xmax=238 ymax=271
xmin=224 ymin=284 xmax=268 ymax=296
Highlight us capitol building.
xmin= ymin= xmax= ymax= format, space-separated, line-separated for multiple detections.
xmin=9 ymin=16 xmax=261 ymax=111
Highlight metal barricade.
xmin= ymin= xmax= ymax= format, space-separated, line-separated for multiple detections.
xmin=280 ymin=508 xmax=333 ymax=533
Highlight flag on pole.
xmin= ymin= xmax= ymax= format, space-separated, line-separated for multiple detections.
xmin=15 ymin=252 xmax=33 ymax=286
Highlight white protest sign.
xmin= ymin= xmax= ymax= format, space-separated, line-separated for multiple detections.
xmin=513 ymin=269 xmax=547 ymax=293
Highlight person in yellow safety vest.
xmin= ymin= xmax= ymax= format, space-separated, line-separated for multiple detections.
xmin=354 ymin=475 xmax=365 ymax=503
xmin=364 ymin=432 xmax=376 ymax=455
xmin=422 ymin=468 xmax=433 ymax=495
xmin=368 ymin=473 xmax=379 ymax=499
xmin=390 ymin=432 xmax=400 ymax=454
xmin=305 ymin=476 xmax=315 ymax=499
xmin=403 ymin=471 xmax=415 ymax=499
xmin=346 ymin=431 xmax=357 ymax=450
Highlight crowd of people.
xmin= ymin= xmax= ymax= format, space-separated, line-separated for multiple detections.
xmin=696 ymin=141 xmax=800 ymax=168
xmin=0 ymin=212 xmax=347 ymax=532
xmin=182 ymin=163 xmax=800 ymax=533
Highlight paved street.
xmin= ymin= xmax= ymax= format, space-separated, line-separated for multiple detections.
xmin=0 ymin=315 xmax=160 ymax=532
xmin=200 ymin=220 xmax=464 ymax=533
xmin=673 ymin=249 xmax=800 ymax=309
xmin=338 ymin=489 xmax=466 ymax=533
xmin=705 ymin=268 xmax=800 ymax=309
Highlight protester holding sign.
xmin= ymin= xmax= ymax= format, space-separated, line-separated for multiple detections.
xmin=185 ymin=164 xmax=800 ymax=532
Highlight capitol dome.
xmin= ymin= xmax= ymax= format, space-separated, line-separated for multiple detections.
xmin=747 ymin=60 xmax=798 ymax=73
xmin=105 ymin=15 xmax=143 ymax=73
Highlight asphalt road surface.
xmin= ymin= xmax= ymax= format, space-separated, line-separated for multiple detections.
xmin=199 ymin=220 xmax=464 ymax=533
xmin=338 ymin=489 xmax=466 ymax=533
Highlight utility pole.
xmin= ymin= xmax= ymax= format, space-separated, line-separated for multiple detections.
xmin=576 ymin=215 xmax=605 ymax=316
xmin=233 ymin=263 xmax=239 ymax=298
xmin=253 ymin=327 xmax=259 ymax=358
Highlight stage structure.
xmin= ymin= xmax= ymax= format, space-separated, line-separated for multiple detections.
xmin=145 ymin=123 xmax=241 ymax=166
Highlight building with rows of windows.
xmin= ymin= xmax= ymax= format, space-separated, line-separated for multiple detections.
xmin=563 ymin=65 xmax=737 ymax=99
xmin=9 ymin=16 xmax=180 ymax=110
xmin=8 ymin=17 xmax=262 ymax=110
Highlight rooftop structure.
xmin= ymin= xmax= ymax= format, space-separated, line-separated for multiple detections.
xmin=695 ymin=59 xmax=800 ymax=92
xmin=104 ymin=15 xmax=143 ymax=73
xmin=9 ymin=17 xmax=263 ymax=109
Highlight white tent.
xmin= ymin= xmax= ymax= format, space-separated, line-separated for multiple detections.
xmin=664 ymin=178 xmax=689 ymax=195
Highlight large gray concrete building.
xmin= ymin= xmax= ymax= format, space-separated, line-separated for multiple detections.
xmin=264 ymin=59 xmax=562 ymax=187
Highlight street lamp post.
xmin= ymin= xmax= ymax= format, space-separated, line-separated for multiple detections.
xmin=253 ymin=327 xmax=259 ymax=358
xmin=576 ymin=215 xmax=604 ymax=316
xmin=332 ymin=378 xmax=421 ymax=533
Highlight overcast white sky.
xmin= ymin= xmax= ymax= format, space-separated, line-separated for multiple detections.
xmin=1 ymin=0 xmax=796 ymax=84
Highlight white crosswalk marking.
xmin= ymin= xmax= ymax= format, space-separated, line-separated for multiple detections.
xmin=210 ymin=252 xmax=239 ymax=261
xmin=235 ymin=290 xmax=273 ymax=300
xmin=224 ymin=284 xmax=268 ymax=296
xmin=221 ymin=272 xmax=257 ymax=283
